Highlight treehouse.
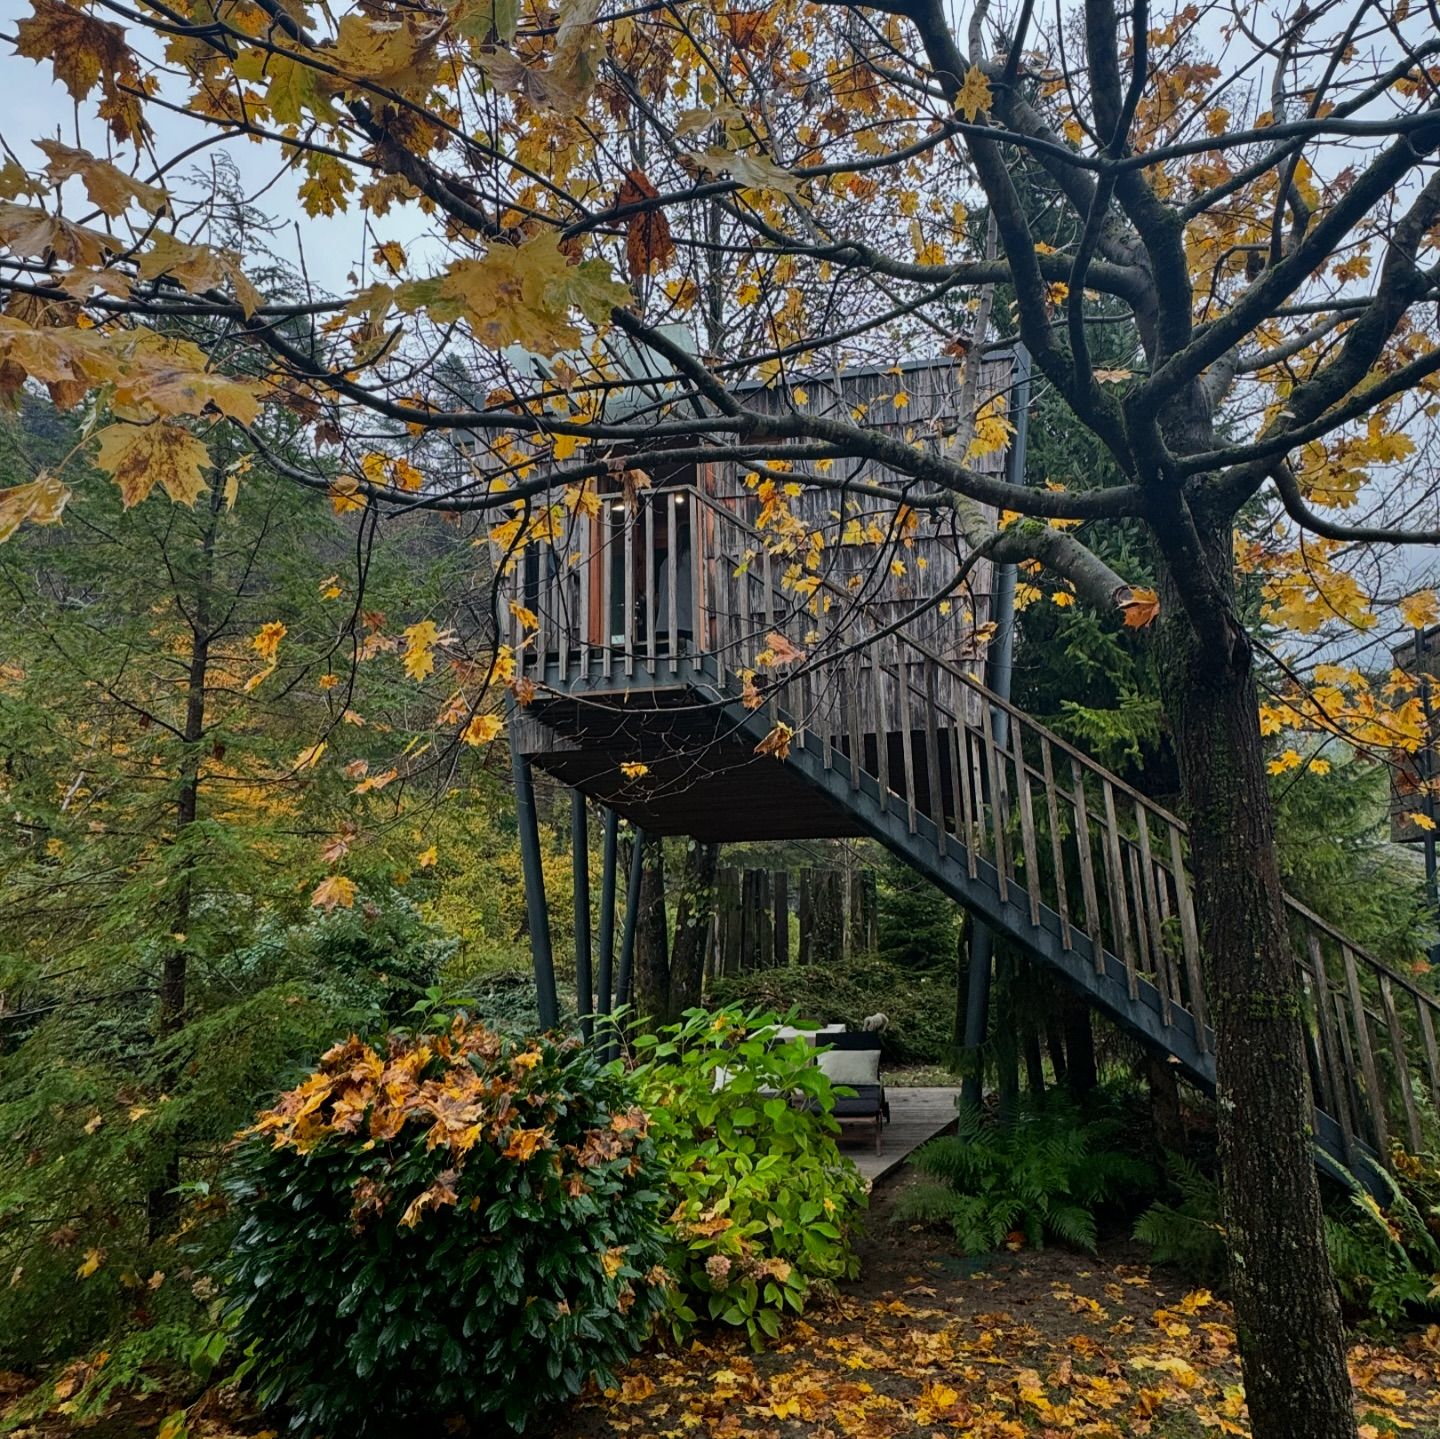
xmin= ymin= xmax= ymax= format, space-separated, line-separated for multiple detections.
xmin=500 ymin=349 xmax=1440 ymax=1199
xmin=506 ymin=354 xmax=1010 ymax=840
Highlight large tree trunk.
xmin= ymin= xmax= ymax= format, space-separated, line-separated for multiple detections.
xmin=669 ymin=840 xmax=720 ymax=1017
xmin=1159 ymin=574 xmax=1354 ymax=1438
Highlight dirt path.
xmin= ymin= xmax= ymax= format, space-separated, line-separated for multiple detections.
xmin=558 ymin=1169 xmax=1440 ymax=1438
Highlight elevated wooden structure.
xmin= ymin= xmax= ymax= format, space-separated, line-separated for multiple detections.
xmin=505 ymin=373 xmax=1440 ymax=1194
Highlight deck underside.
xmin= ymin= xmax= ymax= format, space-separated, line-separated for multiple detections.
xmin=513 ymin=682 xmax=869 ymax=840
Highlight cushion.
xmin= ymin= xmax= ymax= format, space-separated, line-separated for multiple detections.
xmin=816 ymin=1048 xmax=881 ymax=1087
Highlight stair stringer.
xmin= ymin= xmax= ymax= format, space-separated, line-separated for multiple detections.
xmin=681 ymin=668 xmax=1379 ymax=1193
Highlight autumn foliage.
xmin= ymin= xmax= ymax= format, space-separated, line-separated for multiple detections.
xmin=220 ymin=1018 xmax=668 ymax=1435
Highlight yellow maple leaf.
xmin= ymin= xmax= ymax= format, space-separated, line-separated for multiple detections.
xmin=416 ymin=845 xmax=437 ymax=868
xmin=620 ymin=760 xmax=649 ymax=779
xmin=76 ymin=1248 xmax=105 ymax=1280
xmin=252 ymin=621 xmax=287 ymax=663
xmin=402 ymin=620 xmax=443 ymax=682
xmin=94 ymin=422 xmax=209 ymax=508
xmin=955 ymin=66 xmax=992 ymax=122
xmin=1399 ymin=589 xmax=1439 ymax=630
xmin=1405 ymin=810 xmax=1437 ymax=832
xmin=293 ymin=741 xmax=327 ymax=772
xmin=35 ymin=139 xmax=168 ymax=219
xmin=329 ymin=476 xmax=367 ymax=514
xmin=311 ymin=874 xmax=357 ymax=912
xmin=1120 ymin=586 xmax=1161 ymax=628
xmin=462 ymin=712 xmax=503 ymax=745
xmin=0 ymin=472 xmax=70 ymax=543
xmin=754 ymin=721 xmax=794 ymax=759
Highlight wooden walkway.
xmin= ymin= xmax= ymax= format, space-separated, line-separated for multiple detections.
xmin=845 ymin=1086 xmax=960 ymax=1185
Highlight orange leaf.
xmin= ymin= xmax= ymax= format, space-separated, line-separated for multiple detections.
xmin=1120 ymin=586 xmax=1160 ymax=628
xmin=754 ymin=721 xmax=794 ymax=759
xmin=616 ymin=169 xmax=675 ymax=278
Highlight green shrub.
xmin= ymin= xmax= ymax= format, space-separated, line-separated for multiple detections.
xmin=0 ymin=895 xmax=450 ymax=1397
xmin=896 ymin=1097 xmax=1154 ymax=1253
xmin=220 ymin=1019 xmax=668 ymax=1436
xmin=631 ymin=1007 xmax=867 ymax=1348
xmin=709 ymin=955 xmax=956 ymax=1064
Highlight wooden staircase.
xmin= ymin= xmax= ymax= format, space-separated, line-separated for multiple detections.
xmin=507 ymin=483 xmax=1440 ymax=1191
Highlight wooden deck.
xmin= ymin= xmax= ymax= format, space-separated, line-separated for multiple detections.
xmin=845 ymin=1086 xmax=960 ymax=1186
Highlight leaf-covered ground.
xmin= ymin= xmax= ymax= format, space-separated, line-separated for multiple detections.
xmin=557 ymin=1174 xmax=1440 ymax=1439
xmin=4 ymin=1170 xmax=1437 ymax=1439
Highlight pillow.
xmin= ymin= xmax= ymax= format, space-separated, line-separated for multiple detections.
xmin=816 ymin=1048 xmax=881 ymax=1087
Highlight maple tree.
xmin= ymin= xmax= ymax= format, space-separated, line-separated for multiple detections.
xmin=4 ymin=0 xmax=1440 ymax=1432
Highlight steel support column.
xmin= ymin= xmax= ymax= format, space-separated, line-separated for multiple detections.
xmin=512 ymin=745 xmax=558 ymax=1030
xmin=571 ymin=790 xmax=593 ymax=1041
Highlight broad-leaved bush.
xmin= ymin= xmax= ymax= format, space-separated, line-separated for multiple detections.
xmin=221 ymin=1019 xmax=668 ymax=1435
xmin=631 ymin=1007 xmax=867 ymax=1348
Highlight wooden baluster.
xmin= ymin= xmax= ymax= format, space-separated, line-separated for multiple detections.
xmin=923 ymin=664 xmax=946 ymax=852
xmin=1306 ymin=934 xmax=1350 ymax=1158
xmin=1040 ymin=738 xmax=1072 ymax=950
xmin=1333 ymin=989 xmax=1367 ymax=1158
xmin=1134 ymin=804 xmax=1170 ymax=1022
xmin=1070 ymin=759 xmax=1103 ymax=972
xmin=1167 ymin=825 xmax=1209 ymax=1048
xmin=578 ymin=509 xmax=591 ymax=679
xmin=953 ymin=717 xmax=979 ymax=878
xmin=761 ymin=544 xmax=775 ymax=634
xmin=1101 ymin=782 xmax=1140 ymax=1000
xmin=1341 ymin=944 xmax=1390 ymax=1156
xmin=1155 ymin=868 xmax=1178 ymax=1013
xmin=1126 ymin=843 xmax=1157 ymax=1010
xmin=979 ymin=700 xmax=1009 ymax=903
xmin=898 ymin=662 xmax=919 ymax=834
xmin=873 ymin=657 xmax=894 ymax=810
xmin=1013 ymin=725 xmax=1044 ymax=929
xmin=666 ymin=492 xmax=680 ymax=676
xmin=536 ymin=546 xmax=551 ymax=678
xmin=1378 ymin=975 xmax=1424 ymax=1153
xmin=622 ymin=502 xmax=635 ymax=677
xmin=692 ymin=491 xmax=706 ymax=660
xmin=601 ymin=503 xmax=614 ymax=679
xmin=555 ymin=541 xmax=570 ymax=680
xmin=643 ymin=494 xmax=657 ymax=667
xmin=1416 ymin=998 xmax=1440 ymax=1116
xmin=737 ymin=546 xmax=752 ymax=666
xmin=846 ymin=655 xmax=864 ymax=791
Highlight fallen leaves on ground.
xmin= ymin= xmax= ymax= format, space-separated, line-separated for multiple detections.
xmin=566 ymin=1227 xmax=1439 ymax=1438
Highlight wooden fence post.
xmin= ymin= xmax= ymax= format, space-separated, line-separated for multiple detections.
xmin=773 ymin=870 xmax=789 ymax=964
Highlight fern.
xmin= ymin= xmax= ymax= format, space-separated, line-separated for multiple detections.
xmin=1135 ymin=1150 xmax=1440 ymax=1327
xmin=894 ymin=1098 xmax=1154 ymax=1255
xmin=1325 ymin=1162 xmax=1440 ymax=1328
xmin=1133 ymin=1154 xmax=1229 ymax=1283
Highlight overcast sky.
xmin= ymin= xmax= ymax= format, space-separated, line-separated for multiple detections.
xmin=0 ymin=7 xmax=418 ymax=297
